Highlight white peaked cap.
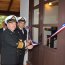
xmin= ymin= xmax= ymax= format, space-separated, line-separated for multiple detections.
xmin=17 ymin=17 xmax=26 ymax=22
xmin=5 ymin=15 xmax=18 ymax=24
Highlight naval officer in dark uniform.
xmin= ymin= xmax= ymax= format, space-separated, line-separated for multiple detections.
xmin=1 ymin=15 xmax=18 ymax=65
xmin=15 ymin=17 xmax=27 ymax=65
xmin=15 ymin=17 xmax=33 ymax=65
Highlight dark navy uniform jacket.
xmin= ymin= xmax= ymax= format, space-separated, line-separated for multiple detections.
xmin=0 ymin=28 xmax=3 ymax=53
xmin=1 ymin=29 xmax=18 ymax=65
xmin=15 ymin=27 xmax=27 ymax=43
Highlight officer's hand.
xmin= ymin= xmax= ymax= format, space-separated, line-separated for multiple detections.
xmin=26 ymin=40 xmax=32 ymax=46
xmin=27 ymin=45 xmax=33 ymax=49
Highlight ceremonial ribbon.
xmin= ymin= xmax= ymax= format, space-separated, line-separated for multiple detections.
xmin=26 ymin=24 xmax=65 ymax=44
xmin=48 ymin=24 xmax=65 ymax=39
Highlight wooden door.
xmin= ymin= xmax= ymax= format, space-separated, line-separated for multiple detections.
xmin=28 ymin=0 xmax=65 ymax=65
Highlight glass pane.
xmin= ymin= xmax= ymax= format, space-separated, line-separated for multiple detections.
xmin=32 ymin=27 xmax=39 ymax=43
xmin=43 ymin=26 xmax=57 ymax=48
xmin=43 ymin=1 xmax=58 ymax=24
xmin=43 ymin=0 xmax=59 ymax=48
xmin=34 ymin=0 xmax=39 ymax=6
xmin=43 ymin=26 xmax=51 ymax=46
xmin=33 ymin=9 xmax=39 ymax=25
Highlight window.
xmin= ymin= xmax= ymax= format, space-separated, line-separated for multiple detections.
xmin=43 ymin=0 xmax=59 ymax=48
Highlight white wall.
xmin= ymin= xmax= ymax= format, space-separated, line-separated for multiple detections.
xmin=20 ymin=0 xmax=29 ymax=26
xmin=44 ymin=3 xmax=58 ymax=24
xmin=20 ymin=0 xmax=29 ymax=65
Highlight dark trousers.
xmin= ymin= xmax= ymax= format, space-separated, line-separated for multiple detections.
xmin=17 ymin=49 xmax=25 ymax=65
xmin=50 ymin=38 xmax=54 ymax=48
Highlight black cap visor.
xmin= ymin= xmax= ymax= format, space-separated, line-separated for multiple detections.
xmin=7 ymin=19 xmax=17 ymax=23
